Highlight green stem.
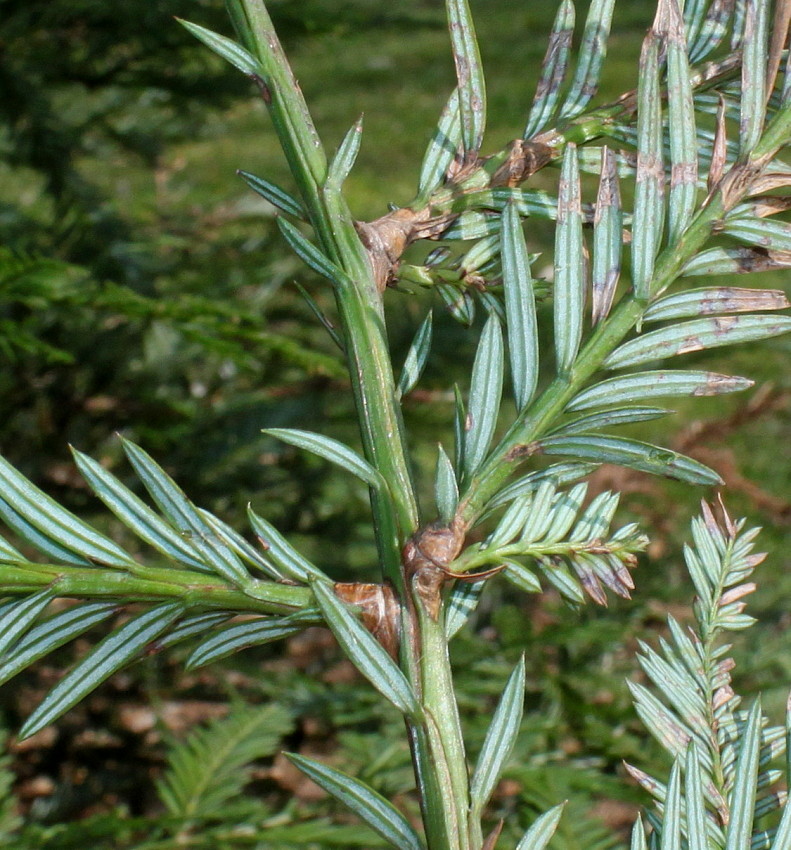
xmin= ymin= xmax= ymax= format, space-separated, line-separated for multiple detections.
xmin=407 ymin=721 xmax=457 ymax=850
xmin=322 ymin=189 xmax=420 ymax=583
xmin=453 ymin=538 xmax=639 ymax=573
xmin=413 ymin=592 xmax=471 ymax=850
xmin=457 ymin=296 xmax=642 ymax=524
xmin=238 ymin=0 xmax=419 ymax=583
xmin=0 ymin=562 xmax=313 ymax=615
xmin=228 ymin=0 xmax=327 ymax=196
xmin=750 ymin=100 xmax=791 ymax=162
xmin=456 ymin=156 xmax=757 ymax=524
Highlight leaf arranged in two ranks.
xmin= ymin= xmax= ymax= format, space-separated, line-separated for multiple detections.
xmin=449 ymin=186 xmax=569 ymax=221
xmin=20 ymin=602 xmax=183 ymax=739
xmin=684 ymin=745 xmax=708 ymax=850
xmin=263 ymin=427 xmax=384 ymax=490
xmin=687 ymin=0 xmax=735 ymax=63
xmin=247 ymin=508 xmax=325 ymax=583
xmin=186 ymin=612 xmax=314 ymax=669
xmin=442 ymin=210 xmax=499 ymax=241
xmin=559 ymin=0 xmax=616 ymax=120
xmin=554 ymin=144 xmax=585 ymax=373
xmin=463 ymin=480 xmax=643 ymax=606
xmin=604 ymin=315 xmax=791 ymax=369
xmin=625 ymin=507 xmax=786 ymax=845
xmin=155 ymin=612 xmax=230 ymax=649
xmin=486 ymin=495 xmax=535 ymax=549
xmin=439 ymin=283 xmax=476 ymax=326
xmin=571 ymin=490 xmax=621 ymax=541
xmin=464 ymin=313 xmax=504 ymax=478
xmin=398 ymin=311 xmax=433 ymax=399
xmin=537 ymin=435 xmax=720 ymax=485
xmin=311 ymin=580 xmax=422 ymax=721
xmin=445 ymin=0 xmax=486 ymax=156
xmin=523 ymin=0 xmax=575 ymax=138
xmin=631 ymin=33 xmax=664 ymax=301
xmin=327 ymin=115 xmax=364 ymax=189
xmin=773 ymin=723 xmax=791 ymax=850
xmin=177 ymin=18 xmax=260 ymax=76
xmin=631 ymin=817 xmax=649 ymax=850
xmin=0 ymin=591 xmax=54 ymax=659
xmin=122 ymin=440 xmax=252 ymax=587
xmin=418 ymin=89 xmax=462 ymax=197
xmin=664 ymin=0 xmax=698 ymax=242
xmin=525 ymin=482 xmax=588 ymax=546
xmin=661 ymin=761 xmax=683 ymax=850
xmin=591 ymin=146 xmax=623 ymax=324
xmin=739 ymin=0 xmax=768 ymax=156
xmin=515 ymin=803 xmax=566 ymax=850
xmin=286 ymin=753 xmax=425 ymax=850
xmin=723 ymin=218 xmax=791 ymax=253
xmin=0 ymin=602 xmax=116 ymax=687
xmin=635 ymin=642 xmax=708 ymax=738
xmin=683 ymin=247 xmax=791 ymax=277
xmin=550 ymin=406 xmax=670 ymax=437
xmin=444 ymin=579 xmax=482 ymax=638
xmin=0 ymin=454 xmax=137 ymax=569
xmin=501 ymin=202 xmax=539 ymax=409
xmin=503 ymin=560 xmax=542 ymax=595
xmin=485 ymin=462 xmax=597 ymax=513
xmin=628 ymin=679 xmax=692 ymax=763
xmin=723 ymin=699 xmax=762 ymax=849
xmin=458 ymin=233 xmax=501 ymax=273
xmin=681 ymin=0 xmax=708 ymax=56
xmin=469 ymin=657 xmax=526 ymax=817
xmin=435 ymin=443 xmax=460 ymax=525
xmin=537 ymin=559 xmax=587 ymax=605
xmin=644 ymin=287 xmax=789 ymax=322
xmin=237 ymin=170 xmax=306 ymax=219
xmin=0 ymin=533 xmax=25 ymax=564
xmin=568 ymin=370 xmax=753 ymax=412
xmin=72 ymin=448 xmax=209 ymax=572
xmin=199 ymin=509 xmax=284 ymax=580
xmin=157 ymin=703 xmax=293 ymax=821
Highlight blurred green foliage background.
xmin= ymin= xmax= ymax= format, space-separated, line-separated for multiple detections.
xmin=2 ymin=0 xmax=791 ymax=846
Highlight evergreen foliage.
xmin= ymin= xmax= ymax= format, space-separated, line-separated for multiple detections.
xmin=1 ymin=0 xmax=790 ymax=847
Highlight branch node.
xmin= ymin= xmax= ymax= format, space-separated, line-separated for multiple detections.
xmin=402 ymin=520 xmax=466 ymax=620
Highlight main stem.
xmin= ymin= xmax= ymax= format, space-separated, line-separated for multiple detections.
xmin=236 ymin=5 xmax=471 ymax=845
xmin=238 ymin=0 xmax=419 ymax=586
xmin=415 ymin=590 xmax=473 ymax=850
